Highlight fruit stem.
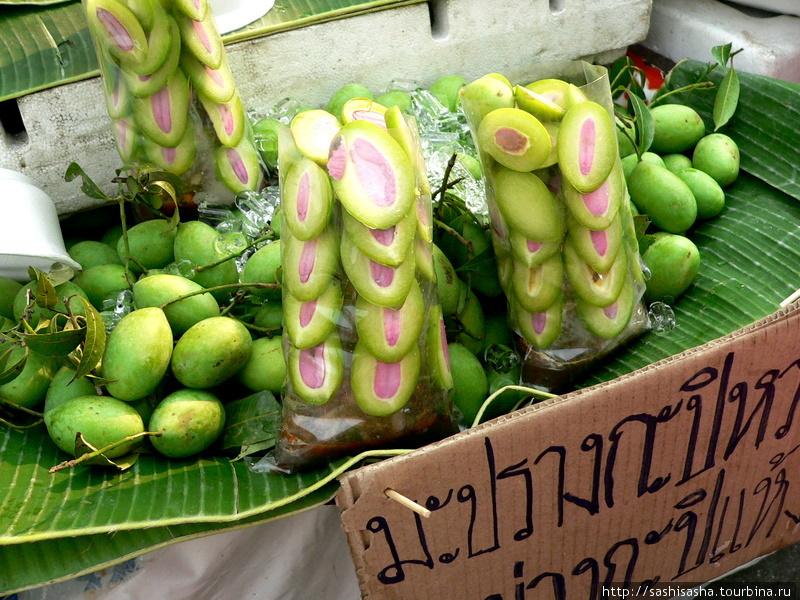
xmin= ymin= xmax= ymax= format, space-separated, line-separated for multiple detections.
xmin=0 ymin=396 xmax=44 ymax=418
xmin=471 ymin=385 xmax=558 ymax=428
xmin=48 ymin=430 xmax=160 ymax=473
xmin=0 ymin=416 xmax=42 ymax=430
xmin=159 ymin=282 xmax=280 ymax=309
xmin=195 ymin=234 xmax=274 ymax=274
xmin=649 ymin=81 xmax=714 ymax=107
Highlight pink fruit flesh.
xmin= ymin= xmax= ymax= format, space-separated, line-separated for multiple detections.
xmin=370 ymin=261 xmax=395 ymax=288
xmin=604 ymin=302 xmax=619 ymax=320
xmin=299 ymin=299 xmax=316 ymax=328
xmin=327 ymin=137 xmax=347 ymax=180
xmin=583 ymin=180 xmax=609 ymax=216
xmin=192 ymin=19 xmax=213 ymax=53
xmin=370 ymin=226 xmax=395 ymax=246
xmin=219 ymin=103 xmax=235 ymax=136
xmin=226 ymin=148 xmax=249 ymax=184
xmin=440 ymin=319 xmax=451 ymax=372
xmin=152 ymin=85 xmax=173 ymax=134
xmin=531 ymin=312 xmax=547 ymax=335
xmin=527 ymin=240 xmax=543 ymax=253
xmin=495 ymin=128 xmax=528 ymax=155
xmin=298 ymin=239 xmax=318 ymax=284
xmin=299 ymin=344 xmax=326 ymax=389
xmin=579 ymin=118 xmax=596 ymax=176
xmin=205 ymin=65 xmax=224 ymax=87
xmin=296 ymin=172 xmax=310 ymax=222
xmin=590 ymin=230 xmax=608 ymax=256
xmin=193 ymin=0 xmax=201 ymax=8
xmin=162 ymin=146 xmax=177 ymax=165
xmin=352 ymin=110 xmax=387 ymax=129
xmin=373 ymin=360 xmax=402 ymax=399
xmin=351 ymin=138 xmax=396 ymax=207
xmin=382 ymin=308 xmax=402 ymax=346
xmin=98 ymin=8 xmax=134 ymax=51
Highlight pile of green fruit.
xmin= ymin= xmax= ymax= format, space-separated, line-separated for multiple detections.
xmin=86 ymin=0 xmax=262 ymax=194
xmin=0 ymin=203 xmax=287 ymax=467
xmin=618 ymin=106 xmax=740 ymax=303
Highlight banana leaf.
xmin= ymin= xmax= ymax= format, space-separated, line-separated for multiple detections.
xmin=0 ymin=0 xmax=425 ymax=102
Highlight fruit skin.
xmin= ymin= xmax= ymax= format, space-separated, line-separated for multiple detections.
xmin=459 ymin=75 xmax=514 ymax=126
xmin=433 ymin=244 xmax=460 ymax=316
xmin=282 ymin=227 xmax=340 ymax=302
xmin=662 ymin=153 xmax=693 ymax=174
xmin=45 ymin=395 xmax=145 ymax=458
xmin=557 ymin=101 xmax=617 ymax=193
xmin=0 ymin=277 xmax=23 ymax=320
xmin=12 ymin=281 xmax=88 ymax=326
xmin=281 ymin=157 xmax=333 ymax=241
xmin=73 ymin=264 xmax=133 ymax=310
xmin=68 ymin=240 xmax=122 ymax=270
xmin=340 ymin=233 xmax=415 ymax=309
xmin=117 ymin=218 xmax=177 ymax=272
xmin=284 ymin=281 xmax=341 ymax=349
xmin=0 ymin=347 xmax=58 ymax=409
xmin=171 ymin=316 xmax=252 ymax=389
xmin=241 ymin=241 xmax=282 ymax=299
xmin=148 ymin=389 xmax=226 ymax=458
xmin=675 ymin=168 xmax=726 ymax=220
xmin=575 ymin=276 xmax=635 ymax=338
xmin=173 ymin=221 xmax=239 ymax=301
xmin=356 ymin=280 xmax=424 ymax=363
xmin=650 ymin=104 xmax=706 ymax=154
xmin=44 ymin=366 xmax=98 ymax=414
xmin=692 ymin=133 xmax=740 ymax=187
xmin=102 ymin=307 xmax=174 ymax=401
xmin=132 ymin=273 xmax=220 ymax=337
xmin=628 ymin=161 xmax=697 ymax=234
xmin=375 ymin=91 xmax=412 ymax=113
xmin=427 ymin=304 xmax=453 ymax=390
xmin=86 ymin=0 xmax=148 ymax=67
xmin=214 ymin=136 xmax=263 ymax=195
xmin=237 ymin=336 xmax=286 ymax=394
xmin=642 ymin=232 xmax=700 ymax=303
xmin=287 ymin=331 xmax=343 ymax=405
xmin=429 ymin=74 xmax=467 ymax=112
xmin=492 ymin=167 xmax=563 ymax=242
xmin=326 ymin=83 xmax=373 ymax=120
xmin=448 ymin=342 xmax=489 ymax=425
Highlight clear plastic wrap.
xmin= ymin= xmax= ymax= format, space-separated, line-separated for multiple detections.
xmin=273 ymin=104 xmax=457 ymax=471
xmin=460 ymin=61 xmax=649 ymax=393
xmin=82 ymin=0 xmax=264 ymax=202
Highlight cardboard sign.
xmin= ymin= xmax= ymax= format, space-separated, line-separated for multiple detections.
xmin=337 ymin=305 xmax=800 ymax=599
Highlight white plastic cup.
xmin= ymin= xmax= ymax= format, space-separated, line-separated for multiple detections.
xmin=0 ymin=168 xmax=81 ymax=281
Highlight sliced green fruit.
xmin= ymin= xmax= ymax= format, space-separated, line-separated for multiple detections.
xmin=523 ymin=78 xmax=571 ymax=110
xmin=132 ymin=273 xmax=219 ymax=337
xmin=514 ymin=85 xmax=566 ymax=121
xmin=282 ymin=227 xmax=339 ymax=302
xmin=132 ymin=70 xmax=190 ymax=147
xmin=126 ymin=0 xmax=157 ymax=32
xmin=111 ymin=117 xmax=138 ymax=164
xmin=122 ymin=17 xmax=180 ymax=97
xmin=328 ymin=120 xmax=415 ymax=229
xmin=426 ymin=304 xmax=454 ymax=389
xmin=564 ymin=240 xmax=627 ymax=307
xmin=341 ymin=233 xmax=414 ymax=309
xmin=343 ymin=209 xmax=415 ymax=267
xmin=287 ymin=331 xmax=343 ymax=405
xmin=492 ymin=167 xmax=563 ymax=241
xmin=126 ymin=2 xmax=170 ymax=76
xmin=415 ymin=236 xmax=435 ymax=281
xmin=508 ymin=230 xmax=561 ymax=268
xmin=198 ymin=91 xmax=245 ymax=148
xmin=103 ymin=64 xmax=132 ymax=118
xmin=181 ymin=49 xmax=235 ymax=103
xmin=558 ymin=100 xmax=617 ymax=193
xmin=567 ymin=213 xmax=622 ymax=273
xmin=253 ymin=116 xmax=281 ymax=170
xmin=356 ymin=279 xmax=423 ymax=362
xmin=510 ymin=254 xmax=563 ymax=314
xmin=351 ymin=342 xmax=420 ymax=417
xmin=477 ymin=107 xmax=550 ymax=172
xmin=384 ymin=105 xmax=433 ymax=204
xmin=290 ymin=109 xmax=342 ymax=166
xmin=564 ymin=161 xmax=623 ymax=230
xmin=575 ymin=276 xmax=635 ymax=338
xmin=214 ymin=137 xmax=263 ymax=194
xmin=326 ymin=83 xmax=373 ymax=120
xmin=459 ymin=75 xmax=514 ymax=126
xmin=513 ymin=294 xmax=564 ymax=349
xmin=173 ymin=0 xmax=207 ymax=21
xmin=86 ymin=0 xmax=148 ymax=67
xmin=341 ymin=97 xmax=388 ymax=128
xmin=282 ymin=157 xmax=334 ymax=241
xmin=177 ymin=11 xmax=223 ymax=69
xmin=284 ymin=281 xmax=342 ymax=349
xmin=141 ymin=122 xmax=196 ymax=176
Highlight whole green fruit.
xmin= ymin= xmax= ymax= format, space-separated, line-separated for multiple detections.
xmin=0 ymin=277 xmax=23 ymax=320
xmin=675 ymin=168 xmax=725 ymax=220
xmin=12 ymin=281 xmax=88 ymax=326
xmin=237 ymin=336 xmax=286 ymax=394
xmin=72 ymin=264 xmax=133 ymax=310
xmin=148 ymin=389 xmax=226 ymax=458
xmin=117 ymin=219 xmax=177 ymax=272
xmin=326 ymin=83 xmax=373 ymax=120
xmin=241 ymin=241 xmax=282 ymax=299
xmin=375 ymin=91 xmax=412 ymax=113
xmin=0 ymin=347 xmax=58 ymax=409
xmin=44 ymin=366 xmax=97 ymax=414
xmin=650 ymin=104 xmax=705 ymax=153
xmin=171 ymin=316 xmax=252 ymax=388
xmin=173 ymin=221 xmax=239 ymax=302
xmin=68 ymin=240 xmax=122 ymax=270
xmin=662 ymin=153 xmax=693 ymax=174
xmin=642 ymin=232 xmax=700 ymax=303
xmin=448 ymin=342 xmax=489 ymax=425
xmin=628 ymin=162 xmax=697 ymax=234
xmin=429 ymin=74 xmax=467 ymax=112
xmin=132 ymin=273 xmax=220 ymax=337
xmin=692 ymin=133 xmax=740 ymax=187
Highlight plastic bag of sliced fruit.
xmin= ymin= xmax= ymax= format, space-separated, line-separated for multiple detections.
xmin=459 ymin=61 xmax=650 ymax=393
xmin=271 ymin=103 xmax=458 ymax=472
xmin=82 ymin=0 xmax=264 ymax=201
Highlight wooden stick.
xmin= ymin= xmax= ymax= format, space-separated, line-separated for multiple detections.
xmin=384 ymin=488 xmax=431 ymax=518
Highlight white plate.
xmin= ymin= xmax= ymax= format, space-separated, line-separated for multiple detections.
xmin=210 ymin=0 xmax=276 ymax=35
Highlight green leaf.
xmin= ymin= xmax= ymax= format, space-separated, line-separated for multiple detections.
xmin=628 ymin=92 xmax=654 ymax=153
xmin=456 ymin=246 xmax=497 ymax=274
xmin=72 ymin=296 xmax=106 ymax=380
xmin=231 ymin=440 xmax=277 ymax=462
xmin=18 ymin=327 xmax=84 ymax=357
xmin=0 ymin=345 xmax=27 ymax=386
xmin=713 ymin=67 xmax=739 ymax=130
xmin=711 ymin=43 xmax=732 ymax=67
xmin=220 ymin=391 xmax=281 ymax=450
xmin=46 ymin=263 xmax=75 ymax=286
xmin=662 ymin=60 xmax=800 ymax=201
xmin=27 ymin=268 xmax=57 ymax=310
xmin=65 ymin=162 xmax=112 ymax=202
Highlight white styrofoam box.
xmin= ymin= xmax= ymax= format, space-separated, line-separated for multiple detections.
xmin=644 ymin=0 xmax=800 ymax=83
xmin=730 ymin=0 xmax=800 ymax=17
xmin=0 ymin=0 xmax=652 ymax=216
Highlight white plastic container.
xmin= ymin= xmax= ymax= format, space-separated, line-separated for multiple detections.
xmin=0 ymin=168 xmax=80 ymax=281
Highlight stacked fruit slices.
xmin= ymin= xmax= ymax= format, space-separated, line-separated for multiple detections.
xmin=86 ymin=0 xmax=262 ymax=194
xmin=460 ymin=71 xmax=648 ymax=371
xmin=276 ymin=99 xmax=454 ymax=426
